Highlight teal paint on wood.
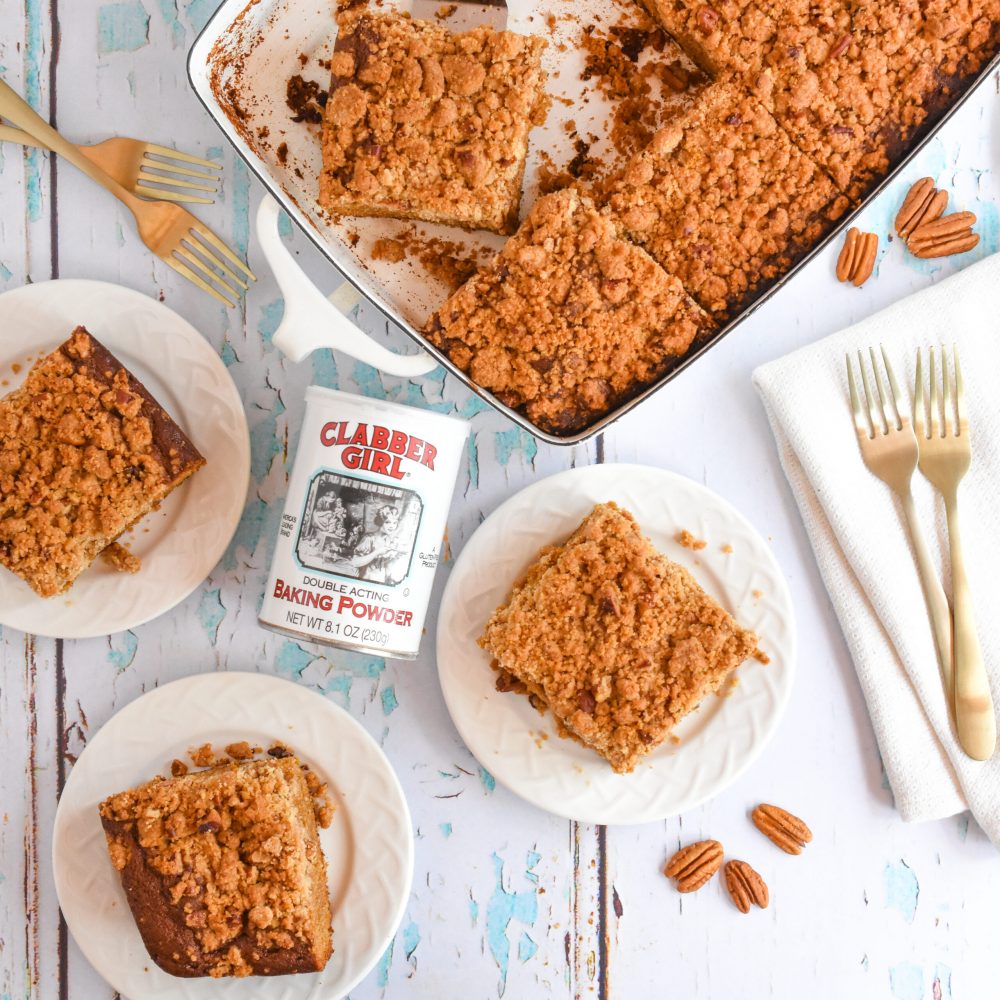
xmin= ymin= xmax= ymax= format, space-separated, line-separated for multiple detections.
xmin=456 ymin=393 xmax=491 ymax=419
xmin=486 ymin=852 xmax=539 ymax=994
xmin=274 ymin=640 xmax=316 ymax=678
xmin=495 ymin=427 xmax=538 ymax=468
xmin=381 ymin=685 xmax=399 ymax=715
xmin=517 ymin=932 xmax=537 ymax=962
xmin=249 ymin=396 xmax=286 ymax=481
xmin=25 ymin=0 xmax=45 ymax=223
xmin=467 ymin=432 xmax=480 ymax=490
xmin=223 ymin=495 xmax=273 ymax=570
xmin=258 ymin=299 xmax=284 ymax=349
xmin=98 ymin=2 xmax=151 ymax=54
xmin=196 ymin=588 xmax=226 ymax=645
xmin=311 ymin=343 xmax=340 ymax=389
xmin=184 ymin=0 xmax=218 ymax=34
xmin=156 ymin=0 xmax=184 ymax=48
xmin=884 ymin=859 xmax=919 ymax=923
xmin=889 ymin=962 xmax=924 ymax=1000
xmin=352 ymin=361 xmax=389 ymax=401
xmin=107 ymin=630 xmax=138 ymax=672
xmin=231 ymin=157 xmax=251 ymax=259
xmin=402 ymin=921 xmax=420 ymax=966
xmin=376 ymin=938 xmax=394 ymax=988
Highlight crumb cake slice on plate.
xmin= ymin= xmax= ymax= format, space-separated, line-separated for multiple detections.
xmin=0 ymin=327 xmax=205 ymax=597
xmin=319 ymin=9 xmax=549 ymax=234
xmin=479 ymin=502 xmax=759 ymax=774
xmin=99 ymin=756 xmax=333 ymax=979
xmin=424 ymin=187 xmax=714 ymax=435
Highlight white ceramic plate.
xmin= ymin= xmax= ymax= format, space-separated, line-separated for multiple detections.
xmin=436 ymin=464 xmax=797 ymax=826
xmin=0 ymin=280 xmax=250 ymax=638
xmin=53 ymin=671 xmax=414 ymax=1000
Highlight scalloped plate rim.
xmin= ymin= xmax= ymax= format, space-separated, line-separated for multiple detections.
xmin=51 ymin=670 xmax=415 ymax=1000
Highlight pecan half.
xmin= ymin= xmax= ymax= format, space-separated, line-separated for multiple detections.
xmin=724 ymin=860 xmax=769 ymax=913
xmin=664 ymin=839 xmax=723 ymax=892
xmin=752 ymin=803 xmax=813 ymax=854
xmin=836 ymin=227 xmax=878 ymax=287
xmin=907 ymin=211 xmax=979 ymax=258
xmin=895 ymin=177 xmax=948 ymax=238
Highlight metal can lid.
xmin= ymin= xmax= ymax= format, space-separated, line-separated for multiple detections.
xmin=305 ymin=385 xmax=470 ymax=440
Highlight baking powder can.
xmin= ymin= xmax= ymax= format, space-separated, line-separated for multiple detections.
xmin=259 ymin=386 xmax=468 ymax=659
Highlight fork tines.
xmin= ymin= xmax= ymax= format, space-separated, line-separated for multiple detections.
xmin=135 ymin=144 xmax=221 ymax=205
xmin=166 ymin=224 xmax=255 ymax=308
xmin=914 ymin=345 xmax=965 ymax=440
xmin=846 ymin=345 xmax=907 ymax=440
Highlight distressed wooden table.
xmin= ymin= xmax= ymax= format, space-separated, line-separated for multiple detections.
xmin=2 ymin=4 xmax=999 ymax=999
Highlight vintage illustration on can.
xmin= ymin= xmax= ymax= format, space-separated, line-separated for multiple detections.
xmin=296 ymin=472 xmax=424 ymax=587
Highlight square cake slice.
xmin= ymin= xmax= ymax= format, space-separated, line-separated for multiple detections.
xmin=424 ymin=187 xmax=714 ymax=435
xmin=99 ymin=756 xmax=333 ymax=979
xmin=479 ymin=502 xmax=759 ymax=773
xmin=319 ymin=9 xmax=549 ymax=234
xmin=601 ymin=81 xmax=849 ymax=318
xmin=0 ymin=327 xmax=205 ymax=597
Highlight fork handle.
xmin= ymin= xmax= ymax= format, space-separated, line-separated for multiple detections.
xmin=0 ymin=123 xmax=48 ymax=149
xmin=945 ymin=494 xmax=997 ymax=760
xmin=900 ymin=492 xmax=954 ymax=715
xmin=0 ymin=80 xmax=140 ymax=212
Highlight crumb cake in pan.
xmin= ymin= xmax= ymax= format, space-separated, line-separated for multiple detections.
xmin=319 ymin=9 xmax=549 ymax=234
xmin=424 ymin=187 xmax=713 ymax=434
xmin=259 ymin=0 xmax=997 ymax=439
xmin=99 ymin=756 xmax=333 ymax=978
xmin=0 ymin=327 xmax=204 ymax=598
xmin=480 ymin=503 xmax=759 ymax=773
xmin=601 ymin=80 xmax=849 ymax=318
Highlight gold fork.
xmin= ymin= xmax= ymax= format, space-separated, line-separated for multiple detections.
xmin=847 ymin=347 xmax=954 ymax=713
xmin=0 ymin=81 xmax=253 ymax=307
xmin=0 ymin=123 xmax=220 ymax=204
xmin=914 ymin=346 xmax=996 ymax=761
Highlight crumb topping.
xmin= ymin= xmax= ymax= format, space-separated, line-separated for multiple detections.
xmin=676 ymin=529 xmax=707 ymax=550
xmin=425 ymin=187 xmax=712 ymax=435
xmin=0 ymin=328 xmax=204 ymax=597
xmin=480 ymin=502 xmax=758 ymax=773
xmin=320 ymin=10 xmax=549 ymax=234
xmin=100 ymin=541 xmax=141 ymax=574
xmin=601 ymin=81 xmax=849 ymax=317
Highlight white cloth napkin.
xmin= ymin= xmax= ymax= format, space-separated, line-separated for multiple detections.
xmin=753 ymin=253 xmax=1000 ymax=846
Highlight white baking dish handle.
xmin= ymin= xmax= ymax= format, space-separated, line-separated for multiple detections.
xmin=255 ymin=195 xmax=438 ymax=377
